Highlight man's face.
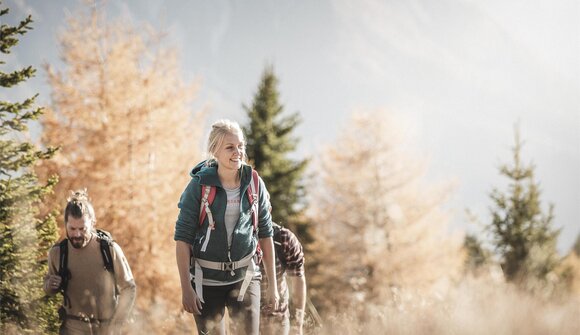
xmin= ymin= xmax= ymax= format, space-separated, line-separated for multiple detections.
xmin=66 ymin=216 xmax=93 ymax=249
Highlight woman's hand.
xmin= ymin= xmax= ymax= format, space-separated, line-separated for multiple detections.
xmin=181 ymin=284 xmax=202 ymax=315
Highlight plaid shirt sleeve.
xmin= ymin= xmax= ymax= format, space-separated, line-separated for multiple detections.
xmin=280 ymin=228 xmax=305 ymax=277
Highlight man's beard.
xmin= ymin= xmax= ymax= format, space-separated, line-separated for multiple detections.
xmin=68 ymin=235 xmax=89 ymax=249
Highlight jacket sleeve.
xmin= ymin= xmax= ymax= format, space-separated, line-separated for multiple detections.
xmin=257 ymin=176 xmax=273 ymax=239
xmin=174 ymin=178 xmax=201 ymax=245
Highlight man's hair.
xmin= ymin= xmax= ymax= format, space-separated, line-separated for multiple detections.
xmin=64 ymin=189 xmax=96 ymax=224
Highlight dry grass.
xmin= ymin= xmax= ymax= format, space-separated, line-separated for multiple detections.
xmin=308 ymin=277 xmax=579 ymax=335
xmin=111 ymin=274 xmax=580 ymax=335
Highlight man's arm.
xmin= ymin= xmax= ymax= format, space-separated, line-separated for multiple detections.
xmin=288 ymin=274 xmax=307 ymax=334
xmin=109 ymin=243 xmax=136 ymax=325
xmin=281 ymin=228 xmax=307 ymax=334
xmin=43 ymin=246 xmax=61 ymax=295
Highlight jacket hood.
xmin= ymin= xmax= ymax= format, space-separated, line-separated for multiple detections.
xmin=189 ymin=159 xmax=212 ymax=177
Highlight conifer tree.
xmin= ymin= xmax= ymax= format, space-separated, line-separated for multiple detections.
xmin=308 ymin=111 xmax=462 ymax=313
xmin=0 ymin=3 xmax=60 ymax=333
xmin=573 ymin=233 xmax=580 ymax=256
xmin=35 ymin=4 xmax=203 ymax=322
xmin=243 ymin=66 xmax=309 ymax=239
xmin=488 ymin=128 xmax=560 ymax=287
xmin=463 ymin=234 xmax=491 ymax=272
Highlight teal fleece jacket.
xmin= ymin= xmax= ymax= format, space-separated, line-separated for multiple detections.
xmin=174 ymin=161 xmax=273 ymax=283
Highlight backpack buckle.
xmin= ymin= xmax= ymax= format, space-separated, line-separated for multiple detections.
xmin=222 ymin=262 xmax=234 ymax=272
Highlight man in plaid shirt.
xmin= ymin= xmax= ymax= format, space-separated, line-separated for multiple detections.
xmin=260 ymin=222 xmax=307 ymax=335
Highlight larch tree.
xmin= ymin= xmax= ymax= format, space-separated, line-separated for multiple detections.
xmin=307 ymin=111 xmax=462 ymax=314
xmin=242 ymin=66 xmax=310 ymax=240
xmin=487 ymin=128 xmax=560 ymax=292
xmin=35 ymin=5 xmax=204 ymax=319
xmin=0 ymin=3 xmax=60 ymax=333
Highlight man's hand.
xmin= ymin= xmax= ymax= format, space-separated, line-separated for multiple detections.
xmin=265 ymin=285 xmax=280 ymax=313
xmin=45 ymin=274 xmax=62 ymax=293
xmin=291 ymin=325 xmax=304 ymax=335
xmin=292 ymin=309 xmax=305 ymax=335
xmin=181 ymin=285 xmax=203 ymax=315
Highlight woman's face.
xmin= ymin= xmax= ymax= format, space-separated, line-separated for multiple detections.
xmin=215 ymin=131 xmax=245 ymax=172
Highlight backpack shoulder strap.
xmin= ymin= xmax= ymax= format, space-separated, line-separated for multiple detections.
xmin=199 ymin=185 xmax=217 ymax=227
xmin=58 ymin=239 xmax=71 ymax=307
xmin=272 ymin=224 xmax=287 ymax=267
xmin=96 ymin=229 xmax=115 ymax=274
xmin=96 ymin=229 xmax=119 ymax=297
xmin=199 ymin=185 xmax=217 ymax=253
xmin=246 ymin=169 xmax=260 ymax=231
xmin=58 ymin=239 xmax=68 ymax=277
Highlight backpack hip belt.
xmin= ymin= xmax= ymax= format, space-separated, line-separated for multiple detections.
xmin=196 ymin=251 xmax=255 ymax=272
xmin=192 ymin=250 xmax=257 ymax=303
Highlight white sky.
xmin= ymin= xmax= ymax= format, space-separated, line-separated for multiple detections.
xmin=3 ymin=0 xmax=579 ymax=253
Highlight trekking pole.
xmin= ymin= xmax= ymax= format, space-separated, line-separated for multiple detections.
xmin=306 ymin=297 xmax=323 ymax=328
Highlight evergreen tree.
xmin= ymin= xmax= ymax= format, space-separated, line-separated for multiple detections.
xmin=0 ymin=3 xmax=60 ymax=333
xmin=463 ymin=234 xmax=491 ymax=272
xmin=573 ymin=233 xmax=580 ymax=256
xmin=488 ymin=128 xmax=560 ymax=287
xmin=243 ymin=66 xmax=309 ymax=239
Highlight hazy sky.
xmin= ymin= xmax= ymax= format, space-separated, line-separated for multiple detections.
xmin=3 ymin=0 xmax=579 ymax=253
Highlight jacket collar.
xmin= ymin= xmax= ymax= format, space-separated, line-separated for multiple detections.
xmin=192 ymin=161 xmax=253 ymax=189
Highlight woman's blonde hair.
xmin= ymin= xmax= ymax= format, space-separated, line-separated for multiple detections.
xmin=64 ymin=188 xmax=96 ymax=225
xmin=206 ymin=119 xmax=246 ymax=166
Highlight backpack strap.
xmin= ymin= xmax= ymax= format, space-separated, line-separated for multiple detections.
xmin=95 ymin=229 xmax=118 ymax=297
xmin=199 ymin=185 xmax=217 ymax=252
xmin=246 ymin=169 xmax=260 ymax=232
xmin=58 ymin=239 xmax=71 ymax=308
xmin=272 ymin=224 xmax=286 ymax=267
xmin=96 ymin=229 xmax=115 ymax=274
xmin=247 ymin=170 xmax=263 ymax=265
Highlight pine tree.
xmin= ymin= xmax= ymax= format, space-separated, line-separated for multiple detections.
xmin=463 ymin=234 xmax=491 ymax=272
xmin=35 ymin=4 xmax=203 ymax=326
xmin=0 ymin=3 xmax=60 ymax=333
xmin=243 ymin=66 xmax=309 ymax=239
xmin=488 ymin=127 xmax=560 ymax=288
xmin=573 ymin=233 xmax=580 ymax=256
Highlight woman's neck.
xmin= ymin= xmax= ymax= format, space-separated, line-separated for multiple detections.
xmin=218 ymin=167 xmax=240 ymax=189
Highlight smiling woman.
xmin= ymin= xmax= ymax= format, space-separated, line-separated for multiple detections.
xmin=174 ymin=119 xmax=279 ymax=335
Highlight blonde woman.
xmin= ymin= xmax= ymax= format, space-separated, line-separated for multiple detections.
xmin=175 ymin=119 xmax=279 ymax=335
